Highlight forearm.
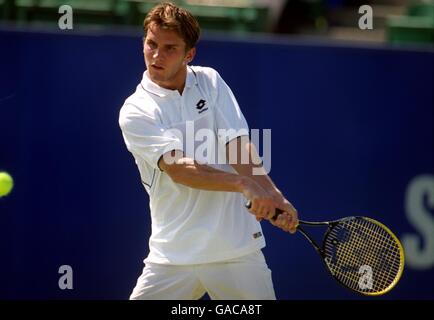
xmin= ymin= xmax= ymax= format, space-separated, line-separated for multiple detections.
xmin=228 ymin=140 xmax=298 ymax=232
xmin=228 ymin=140 xmax=281 ymax=197
xmin=162 ymin=156 xmax=248 ymax=193
xmin=232 ymin=164 xmax=282 ymax=199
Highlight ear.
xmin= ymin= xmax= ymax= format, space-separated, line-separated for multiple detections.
xmin=184 ymin=47 xmax=196 ymax=64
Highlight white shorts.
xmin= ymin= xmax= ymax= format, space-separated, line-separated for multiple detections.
xmin=129 ymin=250 xmax=276 ymax=300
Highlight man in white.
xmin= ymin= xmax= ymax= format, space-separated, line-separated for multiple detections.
xmin=119 ymin=2 xmax=298 ymax=300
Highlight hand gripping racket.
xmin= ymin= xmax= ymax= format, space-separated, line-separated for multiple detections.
xmin=245 ymin=201 xmax=405 ymax=296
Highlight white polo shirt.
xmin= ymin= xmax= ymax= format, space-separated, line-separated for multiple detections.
xmin=119 ymin=66 xmax=265 ymax=265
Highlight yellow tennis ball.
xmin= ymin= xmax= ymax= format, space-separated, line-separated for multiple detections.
xmin=0 ymin=171 xmax=14 ymax=197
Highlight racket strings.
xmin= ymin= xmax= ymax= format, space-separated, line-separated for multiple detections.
xmin=323 ymin=218 xmax=403 ymax=294
xmin=332 ymin=221 xmax=400 ymax=292
xmin=337 ymin=222 xmax=400 ymax=290
xmin=327 ymin=221 xmax=401 ymax=292
xmin=366 ymin=223 xmax=402 ymax=288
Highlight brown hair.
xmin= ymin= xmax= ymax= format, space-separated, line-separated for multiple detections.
xmin=143 ymin=2 xmax=200 ymax=50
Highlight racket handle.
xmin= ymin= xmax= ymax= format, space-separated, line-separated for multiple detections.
xmin=244 ymin=200 xmax=283 ymax=221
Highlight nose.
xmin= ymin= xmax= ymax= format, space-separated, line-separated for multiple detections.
xmin=152 ymin=49 xmax=159 ymax=59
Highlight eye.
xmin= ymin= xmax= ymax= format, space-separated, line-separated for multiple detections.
xmin=147 ymin=41 xmax=157 ymax=50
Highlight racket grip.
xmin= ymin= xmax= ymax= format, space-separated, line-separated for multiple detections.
xmin=245 ymin=200 xmax=283 ymax=221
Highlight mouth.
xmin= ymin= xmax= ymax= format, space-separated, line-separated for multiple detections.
xmin=151 ymin=64 xmax=164 ymax=71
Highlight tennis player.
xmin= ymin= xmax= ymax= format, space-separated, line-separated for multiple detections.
xmin=119 ymin=2 xmax=298 ymax=300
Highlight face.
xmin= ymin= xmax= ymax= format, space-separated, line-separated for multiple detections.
xmin=144 ymin=23 xmax=195 ymax=91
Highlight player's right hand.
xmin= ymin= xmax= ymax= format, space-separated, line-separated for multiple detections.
xmin=242 ymin=179 xmax=279 ymax=220
xmin=243 ymin=180 xmax=299 ymax=233
xmin=270 ymin=196 xmax=299 ymax=233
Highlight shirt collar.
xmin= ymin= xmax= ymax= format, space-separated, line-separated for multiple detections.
xmin=141 ymin=66 xmax=197 ymax=97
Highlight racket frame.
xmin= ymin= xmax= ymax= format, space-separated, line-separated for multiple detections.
xmin=244 ymin=201 xmax=405 ymax=296
xmin=297 ymin=216 xmax=405 ymax=296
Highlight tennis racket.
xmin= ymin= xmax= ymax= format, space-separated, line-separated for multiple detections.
xmin=245 ymin=201 xmax=405 ymax=296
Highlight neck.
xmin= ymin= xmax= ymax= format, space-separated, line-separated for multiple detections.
xmin=158 ymin=66 xmax=187 ymax=94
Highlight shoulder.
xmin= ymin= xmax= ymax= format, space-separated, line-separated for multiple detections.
xmin=119 ymin=85 xmax=160 ymax=128
xmin=189 ymin=66 xmax=224 ymax=88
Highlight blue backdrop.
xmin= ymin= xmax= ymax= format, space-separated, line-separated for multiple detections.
xmin=0 ymin=27 xmax=433 ymax=300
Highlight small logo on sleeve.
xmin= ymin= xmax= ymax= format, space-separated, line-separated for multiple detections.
xmin=253 ymin=232 xmax=263 ymax=239
xmin=196 ymin=99 xmax=208 ymax=114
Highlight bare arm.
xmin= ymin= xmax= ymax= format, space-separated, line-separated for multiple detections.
xmin=159 ymin=141 xmax=298 ymax=233
xmin=227 ymin=137 xmax=299 ymax=233
xmin=158 ymin=150 xmax=271 ymax=201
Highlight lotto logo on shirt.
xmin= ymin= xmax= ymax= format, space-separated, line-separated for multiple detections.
xmin=196 ymin=99 xmax=208 ymax=113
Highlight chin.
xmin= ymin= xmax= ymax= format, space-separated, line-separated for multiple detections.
xmin=149 ymin=71 xmax=165 ymax=82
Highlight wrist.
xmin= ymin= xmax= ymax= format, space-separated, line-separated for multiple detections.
xmin=237 ymin=175 xmax=252 ymax=194
xmin=271 ymin=188 xmax=283 ymax=200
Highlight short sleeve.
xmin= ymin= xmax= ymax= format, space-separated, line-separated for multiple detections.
xmin=119 ymin=104 xmax=183 ymax=170
xmin=213 ymin=72 xmax=249 ymax=145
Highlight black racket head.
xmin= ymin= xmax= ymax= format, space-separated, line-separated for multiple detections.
xmin=320 ymin=217 xmax=405 ymax=296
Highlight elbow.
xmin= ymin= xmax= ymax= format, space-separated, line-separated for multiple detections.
xmin=162 ymin=163 xmax=186 ymax=185
xmin=159 ymin=151 xmax=198 ymax=186
xmin=159 ymin=152 xmax=193 ymax=185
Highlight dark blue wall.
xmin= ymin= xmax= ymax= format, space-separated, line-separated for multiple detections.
xmin=0 ymin=27 xmax=433 ymax=300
